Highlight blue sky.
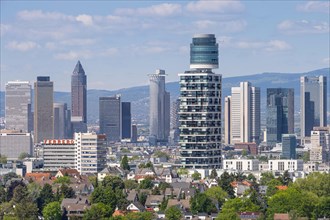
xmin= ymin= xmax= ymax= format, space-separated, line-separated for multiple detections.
xmin=1 ymin=0 xmax=329 ymax=91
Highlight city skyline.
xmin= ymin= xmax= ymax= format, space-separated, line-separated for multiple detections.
xmin=1 ymin=1 xmax=329 ymax=91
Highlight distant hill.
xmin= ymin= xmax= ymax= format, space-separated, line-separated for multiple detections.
xmin=1 ymin=68 xmax=329 ymax=124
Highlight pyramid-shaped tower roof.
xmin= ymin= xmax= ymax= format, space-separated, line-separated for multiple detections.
xmin=72 ymin=60 xmax=85 ymax=75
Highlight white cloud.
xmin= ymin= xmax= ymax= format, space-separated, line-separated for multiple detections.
xmin=297 ymin=1 xmax=330 ymax=13
xmin=60 ymin=38 xmax=96 ymax=46
xmin=99 ymin=48 xmax=118 ymax=56
xmin=265 ymin=40 xmax=292 ymax=51
xmin=195 ymin=20 xmax=217 ymax=29
xmin=322 ymin=57 xmax=330 ymax=65
xmin=115 ymin=3 xmax=182 ymax=16
xmin=17 ymin=10 xmax=74 ymax=21
xmin=76 ymin=14 xmax=94 ymax=26
xmin=0 ymin=24 xmax=11 ymax=36
xmin=186 ymin=0 xmax=244 ymax=13
xmin=278 ymin=19 xmax=329 ymax=34
xmin=6 ymin=41 xmax=40 ymax=51
xmin=54 ymin=51 xmax=92 ymax=60
xmin=234 ymin=39 xmax=291 ymax=52
xmin=194 ymin=19 xmax=247 ymax=32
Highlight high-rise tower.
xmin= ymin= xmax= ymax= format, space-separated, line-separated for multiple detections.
xmin=5 ymin=81 xmax=32 ymax=132
xmin=34 ymin=76 xmax=54 ymax=143
xmin=99 ymin=95 xmax=121 ymax=142
xmin=149 ymin=69 xmax=170 ymax=145
xmin=225 ymin=82 xmax=260 ymax=145
xmin=300 ymin=76 xmax=327 ymax=139
xmin=71 ymin=61 xmax=87 ymax=132
xmin=266 ymin=88 xmax=294 ymax=147
xmin=179 ymin=34 xmax=222 ymax=169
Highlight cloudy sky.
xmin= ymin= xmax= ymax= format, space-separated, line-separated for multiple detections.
xmin=1 ymin=1 xmax=329 ymax=91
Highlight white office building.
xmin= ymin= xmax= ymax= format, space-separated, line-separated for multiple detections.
xmin=225 ymin=82 xmax=260 ymax=144
xmin=268 ymin=159 xmax=303 ymax=172
xmin=223 ymin=159 xmax=259 ymax=171
xmin=74 ymin=133 xmax=107 ymax=174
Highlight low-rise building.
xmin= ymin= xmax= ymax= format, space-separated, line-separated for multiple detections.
xmin=268 ymin=159 xmax=303 ymax=172
xmin=223 ymin=159 xmax=259 ymax=171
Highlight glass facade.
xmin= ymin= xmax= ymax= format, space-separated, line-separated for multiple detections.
xmin=266 ymin=88 xmax=294 ymax=147
xmin=190 ymin=34 xmax=218 ymax=69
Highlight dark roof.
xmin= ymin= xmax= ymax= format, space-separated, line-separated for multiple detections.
xmin=72 ymin=60 xmax=85 ymax=75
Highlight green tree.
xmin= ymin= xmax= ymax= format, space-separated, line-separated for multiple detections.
xmin=190 ymin=193 xmax=217 ymax=214
xmin=210 ymin=168 xmax=218 ymax=179
xmin=90 ymin=187 xmax=117 ymax=213
xmin=138 ymin=192 xmax=148 ymax=206
xmin=154 ymin=151 xmax=170 ymax=160
xmin=14 ymin=202 xmax=39 ymax=220
xmin=204 ymin=186 xmax=228 ymax=207
xmin=139 ymin=177 xmax=154 ymax=189
xmin=124 ymin=179 xmax=138 ymax=190
xmin=177 ymin=168 xmax=189 ymax=177
xmin=102 ymin=176 xmax=125 ymax=191
xmin=259 ymin=172 xmax=275 ymax=185
xmin=151 ymin=186 xmax=161 ymax=195
xmin=83 ymin=203 xmax=112 ymax=220
xmin=266 ymin=179 xmax=282 ymax=197
xmin=120 ymin=155 xmax=130 ymax=171
xmin=27 ymin=182 xmax=42 ymax=203
xmin=42 ymin=201 xmax=62 ymax=220
xmin=278 ymin=170 xmax=292 ymax=186
xmin=165 ymin=205 xmax=182 ymax=220
xmin=38 ymin=183 xmax=55 ymax=210
xmin=218 ymin=171 xmax=235 ymax=198
xmin=60 ymin=184 xmax=75 ymax=198
xmin=12 ymin=185 xmax=29 ymax=204
xmin=54 ymin=176 xmax=71 ymax=184
xmin=159 ymin=182 xmax=172 ymax=192
xmin=2 ymin=172 xmax=18 ymax=185
xmin=159 ymin=197 xmax=169 ymax=211
xmin=5 ymin=179 xmax=25 ymax=202
xmin=217 ymin=197 xmax=259 ymax=220
xmin=18 ymin=152 xmax=30 ymax=160
xmin=0 ymin=154 xmax=7 ymax=164
xmin=302 ymin=151 xmax=310 ymax=162
xmin=191 ymin=172 xmax=201 ymax=180
xmin=0 ymin=186 xmax=6 ymax=203
xmin=266 ymin=187 xmax=319 ymax=219
xmin=291 ymin=172 xmax=330 ymax=197
xmin=124 ymin=212 xmax=154 ymax=220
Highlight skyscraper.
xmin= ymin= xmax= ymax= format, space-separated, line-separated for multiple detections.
xmin=53 ymin=103 xmax=70 ymax=139
xmin=71 ymin=60 xmax=87 ymax=132
xmin=300 ymin=76 xmax=327 ymax=139
xmin=34 ymin=76 xmax=54 ymax=143
xmin=121 ymin=102 xmax=131 ymax=139
xmin=169 ymin=99 xmax=180 ymax=144
xmin=75 ymin=133 xmax=107 ymax=174
xmin=149 ymin=69 xmax=170 ymax=145
xmin=266 ymin=88 xmax=294 ymax=147
xmin=224 ymin=96 xmax=231 ymax=145
xmin=281 ymin=134 xmax=296 ymax=159
xmin=179 ymin=34 xmax=222 ymax=169
xmin=226 ymin=82 xmax=260 ymax=144
xmin=5 ymin=81 xmax=32 ymax=132
xmin=99 ymin=95 xmax=121 ymax=142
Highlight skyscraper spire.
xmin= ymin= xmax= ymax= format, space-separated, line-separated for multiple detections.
xmin=73 ymin=60 xmax=85 ymax=75
xmin=71 ymin=60 xmax=87 ymax=131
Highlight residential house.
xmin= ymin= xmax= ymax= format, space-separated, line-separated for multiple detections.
xmin=97 ymin=166 xmax=125 ymax=181
xmin=61 ymin=197 xmax=90 ymax=219
xmin=126 ymin=202 xmax=146 ymax=212
xmin=145 ymin=195 xmax=164 ymax=211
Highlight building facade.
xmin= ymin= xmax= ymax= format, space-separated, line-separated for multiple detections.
xmin=149 ymin=69 xmax=170 ymax=145
xmin=179 ymin=34 xmax=222 ymax=169
xmin=121 ymin=102 xmax=131 ymax=139
xmin=0 ymin=131 xmax=33 ymax=160
xmin=34 ymin=76 xmax=54 ymax=143
xmin=269 ymin=159 xmax=303 ymax=172
xmin=5 ymin=81 xmax=32 ymax=132
xmin=226 ymin=82 xmax=260 ymax=144
xmin=43 ymin=139 xmax=75 ymax=170
xmin=169 ymin=99 xmax=180 ymax=144
xmin=266 ymin=88 xmax=294 ymax=147
xmin=281 ymin=134 xmax=296 ymax=159
xmin=53 ymin=103 xmax=71 ymax=139
xmin=310 ymin=127 xmax=330 ymax=163
xmin=99 ymin=96 xmax=121 ymax=142
xmin=74 ymin=133 xmax=107 ymax=174
xmin=300 ymin=76 xmax=327 ymax=139
xmin=71 ymin=61 xmax=87 ymax=132
xmin=223 ymin=159 xmax=259 ymax=171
